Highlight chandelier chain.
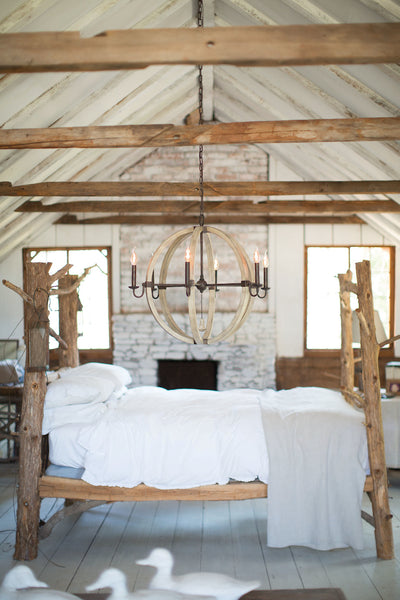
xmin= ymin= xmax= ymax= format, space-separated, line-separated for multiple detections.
xmin=198 ymin=0 xmax=204 ymax=227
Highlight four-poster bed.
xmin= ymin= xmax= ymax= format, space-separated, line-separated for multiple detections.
xmin=0 ymin=18 xmax=397 ymax=564
xmin=2 ymin=259 xmax=394 ymax=561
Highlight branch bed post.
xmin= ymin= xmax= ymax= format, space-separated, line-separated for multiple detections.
xmin=58 ymin=274 xmax=79 ymax=368
xmin=355 ymin=260 xmax=394 ymax=560
xmin=15 ymin=262 xmax=50 ymax=560
xmin=339 ymin=269 xmax=355 ymax=393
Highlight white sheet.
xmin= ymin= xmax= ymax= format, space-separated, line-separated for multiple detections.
xmin=382 ymin=396 xmax=400 ymax=468
xmin=260 ymin=387 xmax=368 ymax=551
xmin=76 ymin=386 xmax=269 ymax=489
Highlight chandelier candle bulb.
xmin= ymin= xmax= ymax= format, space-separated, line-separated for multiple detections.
xmin=185 ymin=246 xmax=191 ymax=294
xmin=214 ymin=257 xmax=219 ymax=291
xmin=130 ymin=249 xmax=137 ymax=288
xmin=263 ymin=251 xmax=269 ymax=289
xmin=253 ymin=249 xmax=260 ymax=287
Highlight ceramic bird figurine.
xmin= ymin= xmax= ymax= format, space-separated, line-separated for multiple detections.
xmin=0 ymin=566 xmax=48 ymax=593
xmin=0 ymin=565 xmax=80 ymax=599
xmin=136 ymin=548 xmax=260 ymax=600
xmin=86 ymin=569 xmax=129 ymax=600
xmin=86 ymin=568 xmax=213 ymax=600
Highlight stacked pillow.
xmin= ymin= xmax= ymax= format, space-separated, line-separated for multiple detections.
xmin=43 ymin=362 xmax=132 ymax=434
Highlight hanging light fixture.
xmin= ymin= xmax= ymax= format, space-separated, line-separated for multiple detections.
xmin=128 ymin=0 xmax=269 ymax=345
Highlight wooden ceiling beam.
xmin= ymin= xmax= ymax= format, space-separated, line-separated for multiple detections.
xmin=0 ymin=24 xmax=399 ymax=72
xmin=55 ymin=214 xmax=365 ymax=226
xmin=16 ymin=199 xmax=400 ymax=214
xmin=0 ymin=117 xmax=399 ymax=149
xmin=4 ymin=180 xmax=400 ymax=197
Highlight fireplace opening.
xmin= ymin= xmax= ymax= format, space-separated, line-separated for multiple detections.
xmin=157 ymin=360 xmax=218 ymax=390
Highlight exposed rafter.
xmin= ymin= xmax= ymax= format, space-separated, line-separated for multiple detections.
xmin=0 ymin=117 xmax=399 ymax=149
xmin=3 ymin=180 xmax=400 ymax=197
xmin=0 ymin=24 xmax=399 ymax=72
xmin=55 ymin=214 xmax=365 ymax=225
xmin=15 ymin=199 xmax=400 ymax=214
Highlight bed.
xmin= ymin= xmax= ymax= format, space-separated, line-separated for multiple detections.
xmin=40 ymin=362 xmax=371 ymax=551
xmin=12 ymin=259 xmax=391 ymax=561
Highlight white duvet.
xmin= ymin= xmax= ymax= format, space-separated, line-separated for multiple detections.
xmin=51 ymin=386 xmax=269 ymax=489
xmin=47 ymin=385 xmax=368 ymax=550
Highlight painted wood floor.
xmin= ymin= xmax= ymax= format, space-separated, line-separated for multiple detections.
xmin=0 ymin=465 xmax=399 ymax=600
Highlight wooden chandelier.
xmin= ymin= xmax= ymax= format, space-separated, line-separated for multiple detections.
xmin=128 ymin=0 xmax=268 ymax=344
xmin=129 ymin=225 xmax=268 ymax=344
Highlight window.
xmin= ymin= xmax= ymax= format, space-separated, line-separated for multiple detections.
xmin=305 ymin=246 xmax=394 ymax=350
xmin=24 ymin=247 xmax=112 ymax=354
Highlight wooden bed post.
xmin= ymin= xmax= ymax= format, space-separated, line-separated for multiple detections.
xmin=355 ymin=260 xmax=394 ymax=560
xmin=15 ymin=262 xmax=50 ymax=560
xmin=3 ymin=260 xmax=72 ymax=560
xmin=339 ymin=269 xmax=355 ymax=392
xmin=58 ymin=274 xmax=80 ymax=368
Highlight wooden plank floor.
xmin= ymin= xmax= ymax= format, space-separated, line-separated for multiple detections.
xmin=0 ymin=465 xmax=399 ymax=600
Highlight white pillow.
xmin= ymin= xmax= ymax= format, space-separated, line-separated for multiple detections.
xmin=60 ymin=362 xmax=132 ymax=391
xmin=43 ymin=401 xmax=107 ymax=434
xmin=45 ymin=374 xmax=115 ymax=409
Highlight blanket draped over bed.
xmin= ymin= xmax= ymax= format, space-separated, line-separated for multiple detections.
xmin=260 ymin=387 xmax=368 ymax=551
xmin=45 ymin=376 xmax=368 ymax=551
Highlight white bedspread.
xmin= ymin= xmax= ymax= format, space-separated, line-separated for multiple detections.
xmin=76 ymin=386 xmax=269 ymax=489
xmin=259 ymin=387 xmax=368 ymax=550
xmin=47 ymin=385 xmax=369 ymax=551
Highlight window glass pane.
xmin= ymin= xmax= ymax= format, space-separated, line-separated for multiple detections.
xmin=306 ymin=247 xmax=348 ymax=349
xmin=27 ymin=248 xmax=110 ymax=350
xmin=307 ymin=246 xmax=392 ymax=350
xmin=69 ymin=250 xmax=109 ymax=350
xmin=350 ymin=246 xmax=391 ymax=341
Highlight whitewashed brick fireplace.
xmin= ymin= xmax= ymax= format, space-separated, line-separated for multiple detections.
xmin=113 ymin=311 xmax=276 ymax=390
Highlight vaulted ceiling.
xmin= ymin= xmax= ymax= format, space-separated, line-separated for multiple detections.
xmin=0 ymin=0 xmax=399 ymax=262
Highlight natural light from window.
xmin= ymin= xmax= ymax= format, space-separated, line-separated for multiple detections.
xmin=29 ymin=248 xmax=110 ymax=350
xmin=306 ymin=246 xmax=392 ymax=350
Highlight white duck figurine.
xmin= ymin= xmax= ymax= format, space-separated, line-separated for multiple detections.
xmin=136 ymin=548 xmax=260 ymax=600
xmin=86 ymin=569 xmax=129 ymax=600
xmin=0 ymin=566 xmax=48 ymax=593
xmin=0 ymin=565 xmax=80 ymax=599
xmin=86 ymin=568 xmax=213 ymax=600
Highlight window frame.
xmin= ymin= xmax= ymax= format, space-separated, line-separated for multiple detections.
xmin=304 ymin=244 xmax=395 ymax=356
xmin=23 ymin=246 xmax=113 ymax=364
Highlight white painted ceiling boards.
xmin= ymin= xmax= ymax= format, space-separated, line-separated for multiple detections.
xmin=0 ymin=0 xmax=399 ymax=262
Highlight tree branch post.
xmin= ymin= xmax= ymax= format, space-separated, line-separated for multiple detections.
xmin=14 ymin=262 xmax=51 ymax=560
xmin=338 ymin=270 xmax=355 ymax=394
xmin=58 ymin=274 xmax=79 ymax=368
xmin=355 ymin=260 xmax=394 ymax=560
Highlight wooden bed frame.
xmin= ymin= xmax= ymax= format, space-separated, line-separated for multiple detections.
xmin=3 ymin=258 xmax=393 ymax=560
